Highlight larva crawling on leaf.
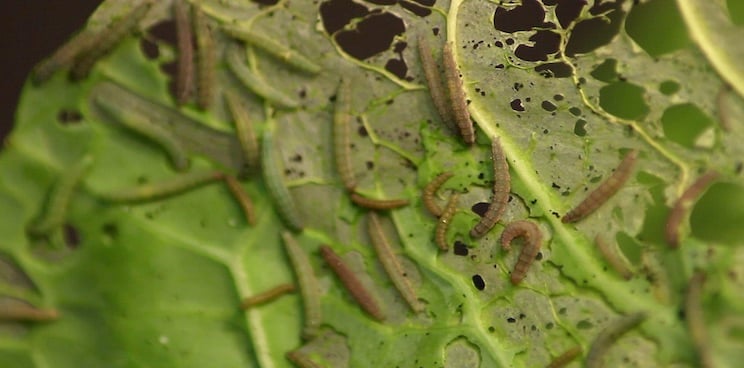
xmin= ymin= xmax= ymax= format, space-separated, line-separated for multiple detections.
xmin=546 ymin=346 xmax=582 ymax=368
xmin=226 ymin=46 xmax=299 ymax=109
xmin=562 ymin=149 xmax=638 ymax=223
xmin=367 ymin=213 xmax=424 ymax=313
xmin=0 ymin=300 xmax=59 ymax=322
xmin=685 ymin=270 xmax=714 ymax=368
xmin=423 ymin=171 xmax=454 ymax=217
xmin=417 ymin=34 xmax=453 ymax=130
xmin=281 ymin=232 xmax=322 ymax=339
xmin=500 ymin=220 xmax=542 ymax=285
xmin=665 ymin=170 xmax=719 ymax=248
xmin=223 ymin=175 xmax=257 ymax=226
xmin=261 ymin=122 xmax=304 ymax=232
xmin=594 ymin=235 xmax=633 ymax=280
xmin=435 ymin=193 xmax=460 ymax=251
xmin=286 ymin=350 xmax=323 ymax=368
xmin=70 ymin=1 xmax=153 ymax=81
xmin=240 ymin=283 xmax=295 ymax=309
xmin=224 ymin=90 xmax=260 ymax=173
xmin=193 ymin=7 xmax=216 ymax=110
xmin=32 ymin=28 xmax=98 ymax=84
xmin=319 ymin=245 xmax=385 ymax=321
xmin=470 ymin=137 xmax=510 ymax=238
xmin=221 ymin=25 xmax=321 ymax=74
xmin=585 ymin=312 xmax=647 ymax=368
xmin=27 ymin=155 xmax=93 ymax=237
xmin=443 ymin=42 xmax=475 ymax=145
xmin=173 ymin=0 xmax=195 ymax=105
xmin=333 ymin=78 xmax=357 ymax=191
xmin=95 ymin=170 xmax=224 ymax=203
xmin=349 ymin=192 xmax=409 ymax=210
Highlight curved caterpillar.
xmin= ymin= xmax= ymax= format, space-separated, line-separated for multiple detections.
xmin=562 ymin=150 xmax=638 ymax=223
xmin=435 ymin=193 xmax=460 ymax=251
xmin=28 ymin=156 xmax=93 ymax=237
xmin=665 ymin=170 xmax=719 ymax=248
xmin=417 ymin=34 xmax=453 ymax=130
xmin=261 ymin=123 xmax=304 ymax=231
xmin=443 ymin=42 xmax=475 ymax=145
xmin=193 ymin=7 xmax=215 ymax=110
xmin=470 ymin=137 xmax=510 ymax=238
xmin=594 ymin=235 xmax=633 ymax=280
xmin=223 ymin=175 xmax=257 ymax=226
xmin=96 ymin=170 xmax=223 ymax=203
xmin=685 ymin=270 xmax=714 ymax=368
xmin=585 ymin=312 xmax=647 ymax=368
xmin=546 ymin=346 xmax=582 ymax=368
xmin=71 ymin=1 xmax=152 ymax=81
xmin=367 ymin=212 xmax=424 ymax=313
xmin=222 ymin=25 xmax=321 ymax=74
xmin=226 ymin=46 xmax=299 ymax=109
xmin=349 ymin=192 xmax=409 ymax=210
xmin=240 ymin=283 xmax=295 ymax=309
xmin=423 ymin=171 xmax=454 ymax=217
xmin=319 ymin=245 xmax=385 ymax=321
xmin=500 ymin=220 xmax=542 ymax=285
xmin=281 ymin=232 xmax=322 ymax=339
xmin=173 ymin=0 xmax=194 ymax=105
xmin=224 ymin=90 xmax=260 ymax=173
xmin=334 ymin=78 xmax=357 ymax=191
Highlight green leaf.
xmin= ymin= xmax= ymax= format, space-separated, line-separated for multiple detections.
xmin=2 ymin=0 xmax=744 ymax=367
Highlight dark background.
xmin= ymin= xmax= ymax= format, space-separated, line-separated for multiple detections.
xmin=0 ymin=1 xmax=103 ymax=140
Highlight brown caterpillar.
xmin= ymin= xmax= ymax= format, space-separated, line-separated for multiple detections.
xmin=32 ymin=29 xmax=98 ymax=84
xmin=286 ymin=350 xmax=323 ymax=368
xmin=281 ymin=232 xmax=322 ymax=339
xmin=585 ymin=312 xmax=647 ymax=368
xmin=223 ymin=175 xmax=257 ymax=226
xmin=173 ymin=0 xmax=194 ymax=105
xmin=193 ymin=7 xmax=215 ymax=110
xmin=685 ymin=270 xmax=714 ymax=368
xmin=665 ymin=170 xmax=719 ymax=248
xmin=70 ymin=1 xmax=152 ymax=81
xmin=562 ymin=150 xmax=638 ymax=223
xmin=423 ymin=171 xmax=454 ymax=217
xmin=443 ymin=42 xmax=475 ymax=145
xmin=334 ymin=78 xmax=357 ymax=191
xmin=471 ymin=137 xmax=510 ymax=238
xmin=417 ymin=34 xmax=453 ymax=130
xmin=435 ymin=193 xmax=460 ymax=251
xmin=319 ymin=245 xmax=385 ymax=321
xmin=240 ymin=283 xmax=295 ymax=309
xmin=349 ymin=192 xmax=409 ymax=210
xmin=367 ymin=212 xmax=424 ymax=313
xmin=0 ymin=300 xmax=59 ymax=322
xmin=500 ymin=220 xmax=542 ymax=285
xmin=546 ymin=345 xmax=582 ymax=368
xmin=594 ymin=235 xmax=633 ymax=280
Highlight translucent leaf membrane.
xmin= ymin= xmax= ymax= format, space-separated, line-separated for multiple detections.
xmin=1 ymin=0 xmax=743 ymax=367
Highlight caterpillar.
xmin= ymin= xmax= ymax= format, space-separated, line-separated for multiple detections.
xmin=96 ymin=170 xmax=223 ymax=203
xmin=334 ymin=78 xmax=357 ymax=191
xmin=435 ymin=193 xmax=460 ymax=251
xmin=685 ymin=270 xmax=714 ymax=368
xmin=443 ymin=42 xmax=475 ymax=145
xmin=286 ymin=350 xmax=323 ymax=368
xmin=0 ymin=301 xmax=59 ymax=322
xmin=193 ymin=7 xmax=215 ymax=110
xmin=32 ymin=29 xmax=98 ymax=85
xmin=562 ymin=150 xmax=638 ymax=223
xmin=585 ymin=312 xmax=647 ymax=368
xmin=27 ymin=155 xmax=93 ymax=237
xmin=665 ymin=170 xmax=719 ymax=248
xmin=281 ymin=232 xmax=322 ymax=339
xmin=173 ymin=0 xmax=194 ymax=105
xmin=422 ymin=171 xmax=454 ymax=217
xmin=226 ymin=46 xmax=299 ymax=109
xmin=223 ymin=175 xmax=257 ymax=226
xmin=224 ymin=90 xmax=260 ymax=173
xmin=500 ymin=220 xmax=542 ymax=285
xmin=349 ymin=192 xmax=409 ymax=210
xmin=594 ymin=235 xmax=633 ymax=280
xmin=93 ymin=91 xmax=190 ymax=171
xmin=222 ymin=25 xmax=321 ymax=75
xmin=470 ymin=137 xmax=510 ymax=238
xmin=262 ymin=122 xmax=304 ymax=231
xmin=367 ymin=212 xmax=424 ymax=313
xmin=70 ymin=1 xmax=153 ymax=81
xmin=417 ymin=34 xmax=453 ymax=130
xmin=546 ymin=346 xmax=582 ymax=368
xmin=319 ymin=245 xmax=385 ymax=321
xmin=239 ymin=283 xmax=295 ymax=309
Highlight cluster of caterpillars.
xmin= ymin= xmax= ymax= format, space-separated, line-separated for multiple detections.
xmin=22 ymin=2 xmax=723 ymax=367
